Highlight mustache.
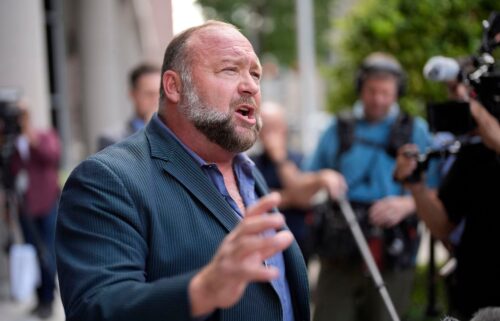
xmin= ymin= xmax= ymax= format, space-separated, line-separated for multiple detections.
xmin=230 ymin=96 xmax=257 ymax=110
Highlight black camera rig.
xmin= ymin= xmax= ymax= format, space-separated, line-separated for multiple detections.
xmin=426 ymin=11 xmax=500 ymax=136
xmin=399 ymin=12 xmax=500 ymax=183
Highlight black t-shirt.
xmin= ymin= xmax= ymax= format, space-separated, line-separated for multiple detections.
xmin=251 ymin=151 xmax=308 ymax=241
xmin=438 ymin=142 xmax=500 ymax=318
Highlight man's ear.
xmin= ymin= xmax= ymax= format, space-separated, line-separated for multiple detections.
xmin=162 ymin=70 xmax=181 ymax=103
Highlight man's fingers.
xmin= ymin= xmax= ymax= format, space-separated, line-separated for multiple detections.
xmin=398 ymin=143 xmax=418 ymax=157
xmin=230 ymin=230 xmax=294 ymax=261
xmin=228 ymin=232 xmax=293 ymax=282
xmin=234 ymin=213 xmax=286 ymax=238
xmin=245 ymin=192 xmax=281 ymax=218
xmin=394 ymin=145 xmax=419 ymax=181
xmin=257 ymin=231 xmax=294 ymax=259
xmin=241 ymin=264 xmax=280 ymax=282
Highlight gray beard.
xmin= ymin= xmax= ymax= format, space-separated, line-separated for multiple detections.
xmin=179 ymin=76 xmax=261 ymax=153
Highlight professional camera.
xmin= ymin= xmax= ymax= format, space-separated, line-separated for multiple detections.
xmin=423 ymin=11 xmax=500 ymax=136
xmin=0 ymin=88 xmax=22 ymax=190
xmin=396 ymin=12 xmax=500 ymax=183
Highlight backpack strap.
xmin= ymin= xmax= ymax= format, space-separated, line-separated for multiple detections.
xmin=335 ymin=110 xmax=356 ymax=169
xmin=335 ymin=110 xmax=414 ymax=164
xmin=386 ymin=112 xmax=414 ymax=158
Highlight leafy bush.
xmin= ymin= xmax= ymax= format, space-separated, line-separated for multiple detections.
xmin=325 ymin=0 xmax=498 ymax=116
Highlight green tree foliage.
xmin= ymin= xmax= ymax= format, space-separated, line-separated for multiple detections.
xmin=195 ymin=0 xmax=335 ymax=66
xmin=326 ymin=0 xmax=498 ymax=116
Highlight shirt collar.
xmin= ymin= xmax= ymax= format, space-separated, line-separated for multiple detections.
xmin=233 ymin=153 xmax=256 ymax=176
xmin=129 ymin=117 xmax=146 ymax=132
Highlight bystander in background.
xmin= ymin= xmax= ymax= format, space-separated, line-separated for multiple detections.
xmin=10 ymin=99 xmax=61 ymax=319
xmin=97 ymin=63 xmax=160 ymax=151
xmin=252 ymin=101 xmax=346 ymax=264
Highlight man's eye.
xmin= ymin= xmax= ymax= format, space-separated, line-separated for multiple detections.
xmin=251 ymin=72 xmax=261 ymax=81
xmin=223 ymin=67 xmax=238 ymax=73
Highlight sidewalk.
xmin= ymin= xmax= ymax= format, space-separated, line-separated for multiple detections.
xmin=0 ymin=241 xmax=64 ymax=321
xmin=0 ymin=289 xmax=64 ymax=321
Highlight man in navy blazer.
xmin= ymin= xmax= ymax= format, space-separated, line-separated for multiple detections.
xmin=56 ymin=20 xmax=310 ymax=321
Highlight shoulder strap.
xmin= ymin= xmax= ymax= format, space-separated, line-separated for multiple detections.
xmin=386 ymin=112 xmax=414 ymax=158
xmin=335 ymin=110 xmax=356 ymax=168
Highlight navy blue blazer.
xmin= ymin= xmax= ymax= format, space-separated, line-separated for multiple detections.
xmin=56 ymin=117 xmax=310 ymax=321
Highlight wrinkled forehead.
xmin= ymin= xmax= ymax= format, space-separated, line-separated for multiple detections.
xmin=189 ymin=26 xmax=261 ymax=68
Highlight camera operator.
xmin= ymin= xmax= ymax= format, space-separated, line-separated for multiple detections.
xmin=394 ymin=99 xmax=500 ymax=319
xmin=307 ymin=52 xmax=438 ymax=321
xmin=9 ymin=99 xmax=61 ymax=319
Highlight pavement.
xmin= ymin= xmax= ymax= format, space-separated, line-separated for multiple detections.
xmin=0 ymin=293 xmax=65 ymax=321
xmin=0 ymin=226 xmax=64 ymax=321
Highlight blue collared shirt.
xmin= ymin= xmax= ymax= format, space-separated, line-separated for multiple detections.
xmin=153 ymin=115 xmax=295 ymax=321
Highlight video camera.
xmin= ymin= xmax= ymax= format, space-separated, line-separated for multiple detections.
xmin=397 ymin=12 xmax=500 ymax=183
xmin=423 ymin=11 xmax=500 ymax=136
xmin=0 ymin=88 xmax=23 ymax=190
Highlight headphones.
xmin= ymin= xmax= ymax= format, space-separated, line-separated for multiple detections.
xmin=355 ymin=52 xmax=407 ymax=97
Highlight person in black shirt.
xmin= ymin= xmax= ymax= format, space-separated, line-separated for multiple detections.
xmin=394 ymin=100 xmax=500 ymax=320
xmin=252 ymin=102 xmax=347 ymax=263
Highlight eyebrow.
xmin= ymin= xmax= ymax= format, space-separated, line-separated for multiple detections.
xmin=218 ymin=57 xmax=261 ymax=70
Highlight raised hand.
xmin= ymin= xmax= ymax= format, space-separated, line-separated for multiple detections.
xmin=188 ymin=192 xmax=294 ymax=317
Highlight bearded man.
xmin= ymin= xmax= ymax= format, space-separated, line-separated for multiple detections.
xmin=55 ymin=21 xmax=310 ymax=321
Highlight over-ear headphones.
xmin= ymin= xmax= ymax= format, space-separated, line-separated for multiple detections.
xmin=355 ymin=52 xmax=407 ymax=97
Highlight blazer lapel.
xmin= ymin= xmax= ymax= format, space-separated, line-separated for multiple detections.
xmin=254 ymin=167 xmax=310 ymax=319
xmin=146 ymin=117 xmax=310 ymax=319
xmin=146 ymin=118 xmax=240 ymax=233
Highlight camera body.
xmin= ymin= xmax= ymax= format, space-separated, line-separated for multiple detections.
xmin=0 ymin=100 xmax=22 ymax=138
xmin=0 ymin=88 xmax=23 ymax=190
xmin=426 ymin=11 xmax=500 ymax=136
xmin=427 ymin=100 xmax=475 ymax=135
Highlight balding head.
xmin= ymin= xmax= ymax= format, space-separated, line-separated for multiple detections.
xmin=158 ymin=21 xmax=240 ymax=108
xmin=260 ymin=101 xmax=287 ymax=135
xmin=158 ymin=20 xmax=262 ymax=157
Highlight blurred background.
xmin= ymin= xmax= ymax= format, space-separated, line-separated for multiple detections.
xmin=0 ymin=0 xmax=497 ymax=320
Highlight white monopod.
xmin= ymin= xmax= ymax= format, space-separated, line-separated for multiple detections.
xmin=313 ymin=190 xmax=401 ymax=321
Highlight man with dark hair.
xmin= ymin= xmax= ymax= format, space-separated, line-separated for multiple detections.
xmin=56 ymin=21 xmax=310 ymax=321
xmin=306 ymin=52 xmax=436 ymax=321
xmin=97 ymin=63 xmax=161 ymax=150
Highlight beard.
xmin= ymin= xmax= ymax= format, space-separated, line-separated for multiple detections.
xmin=178 ymin=73 xmax=262 ymax=153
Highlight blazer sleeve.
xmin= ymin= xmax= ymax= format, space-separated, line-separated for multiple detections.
xmin=56 ymin=157 xmax=198 ymax=321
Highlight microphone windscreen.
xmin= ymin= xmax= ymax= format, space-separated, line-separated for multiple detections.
xmin=423 ymin=56 xmax=460 ymax=82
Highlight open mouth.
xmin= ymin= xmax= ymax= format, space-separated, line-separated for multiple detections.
xmin=236 ymin=105 xmax=254 ymax=119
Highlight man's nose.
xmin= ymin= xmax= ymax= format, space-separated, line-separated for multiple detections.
xmin=238 ymin=73 xmax=260 ymax=96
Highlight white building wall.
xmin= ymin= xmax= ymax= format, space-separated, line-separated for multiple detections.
xmin=73 ymin=0 xmax=170 ymax=155
xmin=0 ymin=0 xmax=51 ymax=129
